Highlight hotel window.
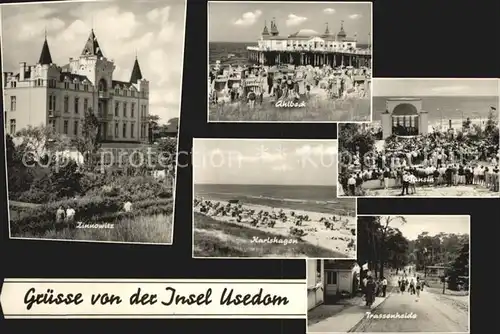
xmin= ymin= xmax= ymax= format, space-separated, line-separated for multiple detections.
xmin=131 ymin=90 xmax=135 ymax=97
xmin=74 ymin=97 xmax=79 ymax=114
xmin=36 ymin=79 xmax=43 ymax=86
xmin=64 ymin=96 xmax=69 ymax=113
xmin=131 ymin=123 xmax=135 ymax=138
xmin=140 ymin=124 xmax=143 ymax=138
xmin=48 ymin=79 xmax=56 ymax=88
xmin=131 ymin=103 xmax=135 ymax=118
xmin=63 ymin=120 xmax=69 ymax=134
xmin=115 ymin=122 xmax=119 ymax=138
xmin=49 ymin=95 xmax=56 ymax=111
xmin=74 ymin=121 xmax=79 ymax=136
xmin=83 ymin=84 xmax=88 ymax=91
xmin=84 ymin=98 xmax=88 ymax=113
xmin=64 ymin=82 xmax=70 ymax=89
xmin=326 ymin=271 xmax=337 ymax=285
xmin=123 ymin=102 xmax=127 ymax=117
xmin=124 ymin=89 xmax=128 ymax=97
xmin=10 ymin=96 xmax=16 ymax=111
xmin=123 ymin=123 xmax=127 ymax=138
xmin=10 ymin=81 xmax=17 ymax=88
xmin=115 ymin=102 xmax=120 ymax=116
xmin=49 ymin=119 xmax=56 ymax=130
xmin=74 ymin=83 xmax=79 ymax=90
xmin=141 ymin=91 xmax=145 ymax=98
xmin=10 ymin=119 xmax=16 ymax=134
xmin=115 ymin=87 xmax=120 ymax=95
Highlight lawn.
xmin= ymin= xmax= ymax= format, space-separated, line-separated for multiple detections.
xmin=193 ymin=212 xmax=347 ymax=257
xmin=15 ymin=213 xmax=173 ymax=244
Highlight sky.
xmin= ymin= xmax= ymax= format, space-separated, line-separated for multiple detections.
xmin=382 ymin=215 xmax=470 ymax=241
xmin=192 ymin=139 xmax=338 ymax=186
xmin=1 ymin=0 xmax=186 ymax=123
xmin=209 ymin=2 xmax=372 ymax=44
xmin=373 ymin=78 xmax=499 ymax=97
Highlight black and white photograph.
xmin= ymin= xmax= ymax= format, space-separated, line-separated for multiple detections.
xmin=338 ymin=78 xmax=499 ymax=197
xmin=208 ymin=1 xmax=372 ymax=123
xmin=2 ymin=0 xmax=186 ymax=243
xmin=192 ymin=138 xmax=357 ymax=258
xmin=308 ymin=215 xmax=470 ymax=333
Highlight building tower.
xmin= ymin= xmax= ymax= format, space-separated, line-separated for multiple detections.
xmin=322 ymin=22 xmax=331 ymax=38
xmin=337 ymin=20 xmax=347 ymax=41
xmin=261 ymin=20 xmax=270 ymax=37
xmin=270 ymin=17 xmax=279 ymax=36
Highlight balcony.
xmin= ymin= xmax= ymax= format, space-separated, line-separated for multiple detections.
xmin=98 ymin=113 xmax=114 ymax=121
xmin=98 ymin=90 xmax=110 ymax=99
xmin=48 ymin=110 xmax=61 ymax=117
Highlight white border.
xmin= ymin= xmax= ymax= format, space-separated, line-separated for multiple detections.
xmin=307 ymin=214 xmax=471 ymax=334
xmin=191 ymin=137 xmax=358 ymax=260
xmin=206 ymin=1 xmax=373 ymax=124
xmin=336 ymin=78 xmax=500 ymax=199
xmin=1 ymin=0 xmax=188 ymax=245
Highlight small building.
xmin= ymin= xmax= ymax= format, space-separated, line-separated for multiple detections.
xmin=425 ymin=265 xmax=446 ymax=277
xmin=380 ymin=98 xmax=429 ymax=139
xmin=308 ymin=259 xmax=360 ymax=310
xmin=307 ymin=259 xmax=324 ymax=310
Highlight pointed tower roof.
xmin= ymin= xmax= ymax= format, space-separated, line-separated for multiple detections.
xmin=81 ymin=29 xmax=104 ymax=57
xmin=337 ymin=20 xmax=347 ymax=40
xmin=270 ymin=17 xmax=279 ymax=36
xmin=262 ymin=20 xmax=270 ymax=36
xmin=38 ymin=32 xmax=53 ymax=65
xmin=321 ymin=22 xmax=331 ymax=37
xmin=129 ymin=56 xmax=143 ymax=83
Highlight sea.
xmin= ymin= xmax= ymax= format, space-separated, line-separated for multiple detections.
xmin=194 ymin=184 xmax=355 ymax=215
xmin=372 ymin=96 xmax=498 ymax=122
xmin=209 ymin=41 xmax=371 ymax=67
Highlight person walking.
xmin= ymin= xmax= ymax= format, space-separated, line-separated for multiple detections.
xmin=347 ymin=174 xmax=356 ymax=196
xmin=401 ymin=172 xmax=410 ymax=196
xmin=365 ymin=276 xmax=376 ymax=308
xmin=56 ymin=206 xmax=66 ymax=224
xmin=409 ymin=279 xmax=415 ymax=295
xmin=416 ymin=277 xmax=422 ymax=298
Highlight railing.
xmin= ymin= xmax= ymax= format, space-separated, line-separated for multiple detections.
xmin=98 ymin=112 xmax=114 ymax=121
xmin=48 ymin=110 xmax=61 ymax=117
xmin=247 ymin=45 xmax=371 ymax=55
xmin=98 ymin=90 xmax=109 ymax=99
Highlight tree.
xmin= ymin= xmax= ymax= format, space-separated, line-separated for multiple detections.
xmin=446 ymin=243 xmax=469 ymax=291
xmin=15 ymin=125 xmax=70 ymax=160
xmin=484 ymin=109 xmax=498 ymax=137
xmin=357 ymin=216 xmax=408 ymax=282
xmin=376 ymin=216 xmax=407 ymax=278
xmin=73 ymin=108 xmax=101 ymax=170
xmin=339 ymin=123 xmax=375 ymax=171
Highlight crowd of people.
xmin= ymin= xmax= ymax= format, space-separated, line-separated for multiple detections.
xmin=341 ymin=129 xmax=500 ymax=196
xmin=209 ymin=63 xmax=371 ymax=108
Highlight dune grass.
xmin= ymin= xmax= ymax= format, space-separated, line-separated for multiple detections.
xmin=193 ymin=212 xmax=347 ymax=258
xmin=14 ymin=213 xmax=173 ymax=244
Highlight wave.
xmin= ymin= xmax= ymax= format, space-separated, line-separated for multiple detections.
xmin=196 ymin=191 xmax=334 ymax=205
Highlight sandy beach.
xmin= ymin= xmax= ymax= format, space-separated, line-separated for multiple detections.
xmin=194 ymin=198 xmax=356 ymax=258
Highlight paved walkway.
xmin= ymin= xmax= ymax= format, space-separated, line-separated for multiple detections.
xmin=308 ymin=294 xmax=390 ymax=333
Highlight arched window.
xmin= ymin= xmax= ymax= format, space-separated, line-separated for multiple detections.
xmin=98 ymin=78 xmax=107 ymax=92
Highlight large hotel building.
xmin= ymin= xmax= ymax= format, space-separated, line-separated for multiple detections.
xmin=3 ymin=29 xmax=150 ymax=145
